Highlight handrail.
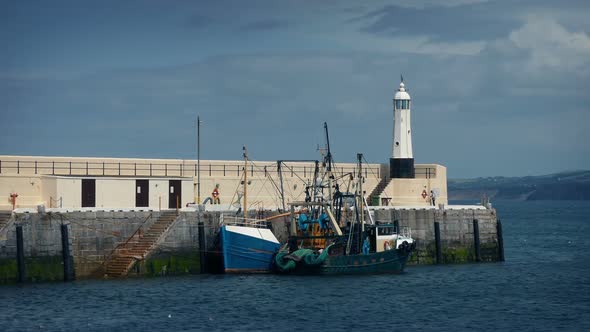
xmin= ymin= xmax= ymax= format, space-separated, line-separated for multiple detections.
xmin=221 ymin=214 xmax=269 ymax=228
xmin=0 ymin=158 xmax=381 ymax=179
xmin=398 ymin=226 xmax=412 ymax=238
xmin=414 ymin=166 xmax=437 ymax=179
xmin=101 ymin=212 xmax=153 ymax=266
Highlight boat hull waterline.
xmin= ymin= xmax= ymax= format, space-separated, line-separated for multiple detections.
xmin=221 ymin=225 xmax=281 ymax=273
xmin=274 ymin=247 xmax=412 ymax=275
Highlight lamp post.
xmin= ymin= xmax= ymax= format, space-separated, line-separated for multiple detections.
xmin=197 ymin=116 xmax=201 ymax=205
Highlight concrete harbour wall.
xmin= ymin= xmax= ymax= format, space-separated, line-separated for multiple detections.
xmin=0 ymin=210 xmax=218 ymax=283
xmin=0 ymin=206 xmax=500 ymax=283
xmin=372 ymin=206 xmax=500 ymax=264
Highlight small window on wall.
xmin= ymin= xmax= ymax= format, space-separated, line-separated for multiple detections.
xmin=395 ymin=100 xmax=402 ymax=109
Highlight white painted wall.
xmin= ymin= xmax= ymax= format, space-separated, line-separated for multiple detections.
xmin=182 ymin=180 xmax=193 ymax=208
xmin=40 ymin=177 xmax=57 ymax=207
xmin=149 ymin=180 xmax=168 ymax=210
xmin=96 ymin=178 xmax=135 ymax=208
xmin=393 ymin=108 xmax=413 ymax=159
xmin=0 ymin=175 xmax=43 ymax=209
xmin=56 ymin=177 xmax=81 ymax=208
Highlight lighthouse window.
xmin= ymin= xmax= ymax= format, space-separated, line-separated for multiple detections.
xmin=402 ymin=100 xmax=408 ymax=109
xmin=395 ymin=100 xmax=402 ymax=109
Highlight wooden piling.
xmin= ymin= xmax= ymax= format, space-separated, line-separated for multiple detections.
xmin=434 ymin=221 xmax=442 ymax=264
xmin=198 ymin=220 xmax=206 ymax=273
xmin=16 ymin=225 xmax=25 ymax=283
xmin=473 ymin=219 xmax=481 ymax=262
xmin=497 ymin=219 xmax=505 ymax=262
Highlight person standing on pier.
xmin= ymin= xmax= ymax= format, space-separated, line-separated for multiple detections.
xmin=430 ymin=190 xmax=436 ymax=206
xmin=212 ymin=185 xmax=220 ymax=204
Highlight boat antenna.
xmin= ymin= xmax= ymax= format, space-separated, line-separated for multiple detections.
xmin=243 ymin=145 xmax=248 ymax=217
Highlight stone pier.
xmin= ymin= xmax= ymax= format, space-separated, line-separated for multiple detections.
xmin=0 ymin=205 xmax=501 ymax=283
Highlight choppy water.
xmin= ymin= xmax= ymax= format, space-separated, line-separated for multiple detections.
xmin=1 ymin=200 xmax=589 ymax=331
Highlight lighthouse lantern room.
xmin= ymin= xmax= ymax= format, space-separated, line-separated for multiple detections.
xmin=390 ymin=78 xmax=415 ymax=178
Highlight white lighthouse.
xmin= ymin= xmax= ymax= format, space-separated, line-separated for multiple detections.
xmin=390 ymin=78 xmax=415 ymax=178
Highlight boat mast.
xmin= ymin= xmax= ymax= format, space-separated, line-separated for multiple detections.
xmin=357 ymin=153 xmax=364 ymax=233
xmin=277 ymin=161 xmax=286 ymax=212
xmin=243 ymin=146 xmax=248 ymax=217
xmin=324 ymin=122 xmax=334 ymax=207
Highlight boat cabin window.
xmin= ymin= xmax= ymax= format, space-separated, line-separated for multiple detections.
xmin=377 ymin=227 xmax=395 ymax=236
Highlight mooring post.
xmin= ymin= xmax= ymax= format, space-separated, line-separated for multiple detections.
xmin=198 ymin=220 xmax=206 ymax=273
xmin=434 ymin=221 xmax=442 ymax=264
xmin=497 ymin=219 xmax=505 ymax=262
xmin=16 ymin=225 xmax=25 ymax=283
xmin=60 ymin=223 xmax=74 ymax=281
xmin=473 ymin=219 xmax=481 ymax=262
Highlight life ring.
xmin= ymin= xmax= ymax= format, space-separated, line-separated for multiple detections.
xmin=421 ymin=190 xmax=428 ymax=199
xmin=384 ymin=241 xmax=391 ymax=251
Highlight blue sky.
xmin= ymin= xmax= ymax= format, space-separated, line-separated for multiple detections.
xmin=1 ymin=0 xmax=589 ymax=178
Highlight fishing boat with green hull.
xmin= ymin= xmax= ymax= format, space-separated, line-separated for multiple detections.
xmin=272 ymin=134 xmax=416 ymax=275
xmin=274 ymin=224 xmax=415 ymax=275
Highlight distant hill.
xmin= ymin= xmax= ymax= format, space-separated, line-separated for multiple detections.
xmin=448 ymin=170 xmax=590 ymax=201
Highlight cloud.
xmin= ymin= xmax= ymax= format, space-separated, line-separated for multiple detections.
xmin=508 ymin=15 xmax=590 ymax=74
xmin=240 ymin=19 xmax=290 ymax=31
xmin=351 ymin=2 xmax=514 ymax=43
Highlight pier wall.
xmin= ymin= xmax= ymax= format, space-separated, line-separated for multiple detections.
xmin=372 ymin=206 xmax=500 ymax=264
xmin=0 ymin=206 xmax=500 ymax=283
xmin=0 ymin=210 xmax=217 ymax=283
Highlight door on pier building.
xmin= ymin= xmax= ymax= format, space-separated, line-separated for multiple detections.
xmin=169 ymin=180 xmax=181 ymax=209
xmin=81 ymin=179 xmax=96 ymax=207
xmin=135 ymin=180 xmax=149 ymax=207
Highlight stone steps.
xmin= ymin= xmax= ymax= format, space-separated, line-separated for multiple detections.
xmin=104 ymin=211 xmax=179 ymax=278
xmin=368 ymin=177 xmax=392 ymax=205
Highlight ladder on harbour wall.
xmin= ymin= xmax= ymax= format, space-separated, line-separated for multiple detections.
xmin=104 ymin=211 xmax=179 ymax=278
xmin=0 ymin=211 xmax=13 ymax=237
xmin=367 ymin=177 xmax=392 ymax=206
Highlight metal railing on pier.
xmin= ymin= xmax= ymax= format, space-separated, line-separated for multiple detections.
xmin=0 ymin=159 xmax=381 ymax=179
xmin=414 ymin=166 xmax=437 ymax=179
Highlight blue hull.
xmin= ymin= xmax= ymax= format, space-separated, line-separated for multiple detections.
xmin=221 ymin=226 xmax=281 ymax=273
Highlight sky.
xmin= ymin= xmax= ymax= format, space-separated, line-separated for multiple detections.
xmin=1 ymin=0 xmax=589 ymax=178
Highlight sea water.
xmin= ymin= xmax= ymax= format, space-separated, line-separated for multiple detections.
xmin=1 ymin=200 xmax=589 ymax=331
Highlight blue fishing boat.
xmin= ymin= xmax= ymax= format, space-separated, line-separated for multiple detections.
xmin=220 ymin=218 xmax=280 ymax=273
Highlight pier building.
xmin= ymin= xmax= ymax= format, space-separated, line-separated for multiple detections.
xmin=0 ymin=155 xmax=446 ymax=210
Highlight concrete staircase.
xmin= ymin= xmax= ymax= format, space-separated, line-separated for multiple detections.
xmin=367 ymin=177 xmax=392 ymax=206
xmin=104 ymin=211 xmax=178 ymax=278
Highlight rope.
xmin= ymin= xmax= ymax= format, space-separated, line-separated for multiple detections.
xmin=362 ymin=155 xmax=382 ymax=179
